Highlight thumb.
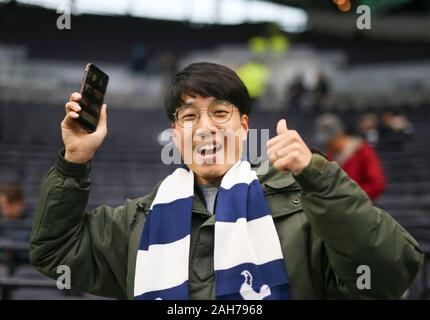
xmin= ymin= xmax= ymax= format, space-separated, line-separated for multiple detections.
xmin=276 ymin=119 xmax=288 ymax=135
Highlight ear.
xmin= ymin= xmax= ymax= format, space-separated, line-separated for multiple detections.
xmin=240 ymin=114 xmax=249 ymax=141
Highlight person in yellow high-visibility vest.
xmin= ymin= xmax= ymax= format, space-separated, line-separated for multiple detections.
xmin=236 ymin=60 xmax=270 ymax=104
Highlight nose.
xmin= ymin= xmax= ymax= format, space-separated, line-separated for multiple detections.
xmin=194 ymin=109 xmax=217 ymax=135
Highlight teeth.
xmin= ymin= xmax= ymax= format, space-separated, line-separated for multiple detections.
xmin=197 ymin=143 xmax=221 ymax=154
xmin=202 ymin=145 xmax=215 ymax=151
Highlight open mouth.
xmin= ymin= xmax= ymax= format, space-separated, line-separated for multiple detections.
xmin=195 ymin=142 xmax=223 ymax=164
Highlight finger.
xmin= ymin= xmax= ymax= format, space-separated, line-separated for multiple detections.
xmin=69 ymin=111 xmax=79 ymax=119
xmin=61 ymin=111 xmax=79 ymax=127
xmin=267 ymin=138 xmax=286 ymax=162
xmin=70 ymin=92 xmax=81 ymax=102
xmin=267 ymin=133 xmax=286 ymax=148
xmin=267 ymin=129 xmax=293 ymax=148
xmin=268 ymin=141 xmax=297 ymax=163
xmin=267 ymin=128 xmax=301 ymax=149
xmin=270 ymin=143 xmax=300 ymax=160
xmin=96 ymin=104 xmax=107 ymax=133
xmin=267 ymin=134 xmax=292 ymax=154
xmin=276 ymin=119 xmax=288 ymax=135
xmin=268 ymin=148 xmax=286 ymax=163
xmin=273 ymin=151 xmax=299 ymax=172
xmin=65 ymin=101 xmax=81 ymax=113
xmin=268 ymin=149 xmax=278 ymax=163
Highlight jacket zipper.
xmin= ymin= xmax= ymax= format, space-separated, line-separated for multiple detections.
xmin=130 ymin=202 xmax=147 ymax=230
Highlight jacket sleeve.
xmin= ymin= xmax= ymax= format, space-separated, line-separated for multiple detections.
xmin=30 ymin=151 xmax=137 ymax=299
xmin=294 ymin=153 xmax=424 ymax=299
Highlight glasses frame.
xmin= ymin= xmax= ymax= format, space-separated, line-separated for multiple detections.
xmin=173 ymin=100 xmax=237 ymax=128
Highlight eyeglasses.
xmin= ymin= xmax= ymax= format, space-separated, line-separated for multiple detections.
xmin=174 ymin=100 xmax=237 ymax=128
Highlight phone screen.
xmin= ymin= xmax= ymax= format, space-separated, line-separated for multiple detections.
xmin=77 ymin=63 xmax=109 ymax=132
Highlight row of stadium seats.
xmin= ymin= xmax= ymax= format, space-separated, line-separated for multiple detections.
xmin=1 ymin=100 xmax=429 ymax=299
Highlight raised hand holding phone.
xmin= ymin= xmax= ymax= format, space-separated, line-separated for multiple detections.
xmin=61 ymin=63 xmax=109 ymax=164
xmin=62 ymin=92 xmax=107 ymax=164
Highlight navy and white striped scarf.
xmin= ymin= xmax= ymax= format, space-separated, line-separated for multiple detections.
xmin=133 ymin=160 xmax=290 ymax=300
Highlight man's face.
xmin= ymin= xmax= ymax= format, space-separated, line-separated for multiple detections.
xmin=326 ymin=133 xmax=345 ymax=153
xmin=172 ymin=94 xmax=249 ymax=184
xmin=0 ymin=194 xmax=24 ymax=220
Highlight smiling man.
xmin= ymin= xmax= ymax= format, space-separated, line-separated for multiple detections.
xmin=30 ymin=62 xmax=423 ymax=300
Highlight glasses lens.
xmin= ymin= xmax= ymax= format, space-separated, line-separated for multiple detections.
xmin=209 ymin=101 xmax=233 ymax=124
xmin=177 ymin=106 xmax=199 ymax=128
xmin=175 ymin=101 xmax=234 ymax=127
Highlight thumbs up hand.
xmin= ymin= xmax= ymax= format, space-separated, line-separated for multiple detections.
xmin=267 ymin=119 xmax=312 ymax=176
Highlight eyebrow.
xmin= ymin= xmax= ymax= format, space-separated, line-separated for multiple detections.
xmin=181 ymin=101 xmax=196 ymax=107
xmin=181 ymin=97 xmax=217 ymax=108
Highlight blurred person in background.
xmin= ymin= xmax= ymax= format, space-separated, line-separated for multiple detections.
xmin=236 ymin=59 xmax=270 ymax=106
xmin=379 ymin=108 xmax=414 ymax=152
xmin=158 ymin=51 xmax=177 ymax=78
xmin=286 ymin=74 xmax=306 ymax=111
xmin=0 ymin=182 xmax=30 ymax=232
xmin=130 ymin=43 xmax=149 ymax=74
xmin=316 ymin=113 xmax=386 ymax=200
xmin=311 ymin=71 xmax=330 ymax=114
xmin=29 ymin=62 xmax=421 ymax=300
xmin=0 ymin=182 xmax=31 ymax=266
xmin=357 ymin=112 xmax=380 ymax=147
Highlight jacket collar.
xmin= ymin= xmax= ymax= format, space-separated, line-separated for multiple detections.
xmin=142 ymin=160 xmax=301 ymax=224
xmin=193 ymin=160 xmax=301 ymax=226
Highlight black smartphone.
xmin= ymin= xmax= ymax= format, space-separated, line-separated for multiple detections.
xmin=75 ymin=63 xmax=109 ymax=132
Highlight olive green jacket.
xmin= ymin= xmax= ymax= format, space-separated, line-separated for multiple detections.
xmin=30 ymin=151 xmax=423 ymax=299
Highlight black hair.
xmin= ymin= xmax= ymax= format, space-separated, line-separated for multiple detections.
xmin=164 ymin=62 xmax=251 ymax=121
